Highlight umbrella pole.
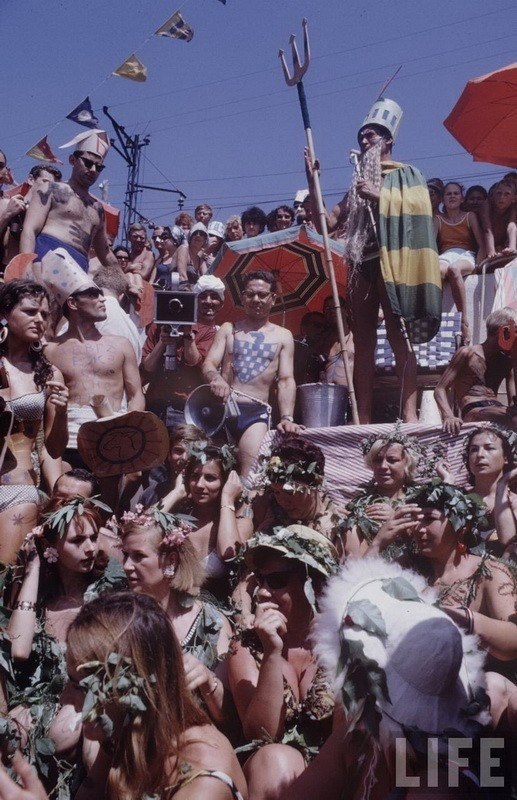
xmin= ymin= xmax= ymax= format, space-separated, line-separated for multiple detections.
xmin=279 ymin=21 xmax=359 ymax=425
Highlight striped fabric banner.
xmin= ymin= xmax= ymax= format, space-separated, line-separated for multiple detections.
xmin=378 ymin=163 xmax=442 ymax=344
xmin=254 ymin=422 xmax=479 ymax=508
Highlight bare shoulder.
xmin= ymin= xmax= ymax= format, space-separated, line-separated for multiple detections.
xmin=269 ymin=323 xmax=293 ymax=344
xmin=179 ymin=724 xmax=238 ymax=772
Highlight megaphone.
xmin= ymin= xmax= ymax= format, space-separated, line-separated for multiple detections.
xmin=184 ymin=384 xmax=235 ymax=437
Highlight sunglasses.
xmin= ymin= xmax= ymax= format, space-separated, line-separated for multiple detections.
xmin=255 ymin=570 xmax=296 ymax=590
xmin=74 ymin=288 xmax=104 ymax=299
xmin=243 ymin=290 xmax=272 ymax=300
xmin=0 ymin=162 xmax=5 ymax=169
xmin=116 ymin=254 xmax=129 ymax=261
xmin=76 ymin=155 xmax=105 ymax=173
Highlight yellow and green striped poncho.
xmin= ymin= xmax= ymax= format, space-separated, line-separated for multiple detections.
xmin=378 ymin=161 xmax=442 ymax=344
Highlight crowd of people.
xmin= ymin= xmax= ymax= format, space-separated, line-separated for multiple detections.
xmin=0 ymin=98 xmax=515 ymax=800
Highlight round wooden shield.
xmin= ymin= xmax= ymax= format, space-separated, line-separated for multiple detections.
xmin=77 ymin=410 xmax=169 ymax=477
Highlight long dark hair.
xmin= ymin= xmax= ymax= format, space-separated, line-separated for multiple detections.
xmin=0 ymin=279 xmax=54 ymax=390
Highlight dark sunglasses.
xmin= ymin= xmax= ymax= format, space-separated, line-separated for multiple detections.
xmin=77 ymin=155 xmax=105 ymax=173
xmin=0 ymin=162 xmax=6 ymax=169
xmin=74 ymin=287 xmax=104 ymax=299
xmin=255 ymin=570 xmax=296 ymax=590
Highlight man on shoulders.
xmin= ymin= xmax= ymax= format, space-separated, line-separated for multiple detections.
xmin=202 ymin=270 xmax=299 ymax=477
xmin=20 ymin=129 xmax=119 ymax=273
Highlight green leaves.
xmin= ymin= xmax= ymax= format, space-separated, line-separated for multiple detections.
xmin=43 ymin=494 xmax=113 ymax=537
xmin=346 ymin=599 xmax=387 ymax=638
xmin=381 ymin=577 xmax=422 ymax=603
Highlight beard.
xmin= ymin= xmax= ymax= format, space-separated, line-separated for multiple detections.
xmin=341 ymin=140 xmax=383 ymax=266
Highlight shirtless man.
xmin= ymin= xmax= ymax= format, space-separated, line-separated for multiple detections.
xmin=202 ymin=270 xmax=299 ymax=477
xmin=42 ymin=254 xmax=145 ymax=466
xmin=126 ymin=223 xmax=155 ymax=281
xmin=20 ymin=130 xmax=118 ymax=273
xmin=0 ymin=164 xmax=62 ymax=267
xmin=434 ymin=307 xmax=517 ymax=434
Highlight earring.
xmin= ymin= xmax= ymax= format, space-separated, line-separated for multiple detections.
xmin=30 ymin=341 xmax=43 ymax=353
xmin=0 ymin=319 xmax=8 ymax=344
xmin=456 ymin=536 xmax=468 ymax=556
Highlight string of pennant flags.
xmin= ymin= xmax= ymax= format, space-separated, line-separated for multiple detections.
xmin=20 ymin=1 xmax=227 ymax=169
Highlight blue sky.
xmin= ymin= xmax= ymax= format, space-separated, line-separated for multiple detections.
xmin=2 ymin=0 xmax=515 ymax=236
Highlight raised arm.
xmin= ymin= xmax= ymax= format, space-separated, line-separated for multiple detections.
xmin=43 ymin=368 xmax=69 ymax=458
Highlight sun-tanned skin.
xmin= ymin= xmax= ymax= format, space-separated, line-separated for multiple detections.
xmin=202 ymin=277 xmax=299 ymax=477
xmin=20 ymin=152 xmax=118 ymax=269
xmin=435 ymin=329 xmax=517 ymax=434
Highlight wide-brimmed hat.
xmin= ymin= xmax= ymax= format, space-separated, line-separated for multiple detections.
xmin=313 ymin=557 xmax=490 ymax=741
xmin=77 ymin=410 xmax=169 ymax=477
xmin=242 ymin=524 xmax=338 ymax=579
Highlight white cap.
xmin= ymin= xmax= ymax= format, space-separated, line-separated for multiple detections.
xmin=188 ymin=222 xmax=208 ymax=242
xmin=207 ymin=220 xmax=225 ymax=240
xmin=294 ymin=189 xmax=309 ymax=206
xmin=192 ymin=274 xmax=225 ymax=301
xmin=41 ymin=249 xmax=97 ymax=306
xmin=59 ymin=129 xmax=110 ymax=159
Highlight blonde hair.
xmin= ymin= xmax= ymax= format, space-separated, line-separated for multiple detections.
xmin=120 ymin=522 xmax=206 ymax=593
xmin=364 ymin=439 xmax=418 ymax=483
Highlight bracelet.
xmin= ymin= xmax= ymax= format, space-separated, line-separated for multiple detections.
xmin=463 ymin=606 xmax=474 ymax=635
xmin=14 ymin=600 xmax=37 ymax=611
xmin=280 ymin=414 xmax=294 ymax=422
xmin=220 ymin=504 xmax=236 ymax=512
xmin=201 ymin=677 xmax=219 ymax=697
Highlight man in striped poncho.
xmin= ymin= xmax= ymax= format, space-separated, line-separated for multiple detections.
xmin=306 ymin=98 xmax=441 ymax=424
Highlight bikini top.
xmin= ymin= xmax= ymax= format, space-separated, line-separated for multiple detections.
xmin=166 ymin=768 xmax=244 ymax=799
xmin=6 ymin=391 xmax=46 ymax=423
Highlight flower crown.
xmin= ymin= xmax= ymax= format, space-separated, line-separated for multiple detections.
xmin=187 ymin=440 xmax=236 ymax=472
xmin=462 ymin=423 xmax=517 ymax=473
xmin=361 ymin=422 xmax=446 ymax=481
xmin=257 ymin=454 xmax=324 ymax=492
xmin=114 ymin=504 xmax=194 ymax=551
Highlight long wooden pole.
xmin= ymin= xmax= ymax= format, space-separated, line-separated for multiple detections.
xmin=297 ymin=83 xmax=359 ymax=424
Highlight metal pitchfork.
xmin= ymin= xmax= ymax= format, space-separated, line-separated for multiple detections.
xmin=279 ymin=19 xmax=359 ymax=424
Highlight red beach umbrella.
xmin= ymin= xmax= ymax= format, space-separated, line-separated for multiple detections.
xmin=444 ymin=62 xmax=517 ymax=168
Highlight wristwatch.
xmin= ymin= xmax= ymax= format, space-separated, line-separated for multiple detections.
xmin=182 ymin=332 xmax=195 ymax=341
xmin=280 ymin=414 xmax=294 ymax=422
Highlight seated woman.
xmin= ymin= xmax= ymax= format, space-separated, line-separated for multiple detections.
xmin=228 ymin=525 xmax=338 ymax=800
xmin=0 ymin=279 xmax=69 ymax=563
xmin=140 ymin=423 xmax=207 ymax=510
xmin=344 ymin=426 xmax=445 ymax=557
xmin=161 ymin=444 xmax=249 ymax=598
xmin=251 ymin=434 xmax=347 ymax=556
xmin=372 ymin=481 xmax=517 ymax=681
xmin=151 ymin=225 xmax=185 ymax=288
xmin=3 ymin=496 xmax=125 ymax=784
xmin=485 ymin=180 xmax=517 ymax=259
xmin=64 ymin=592 xmax=247 ymax=799
xmin=118 ymin=506 xmax=237 ymax=733
xmin=434 ymin=181 xmax=485 ymax=344
xmin=284 ymin=556 xmax=492 ymax=800
xmin=462 ymin=424 xmax=517 ymax=557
